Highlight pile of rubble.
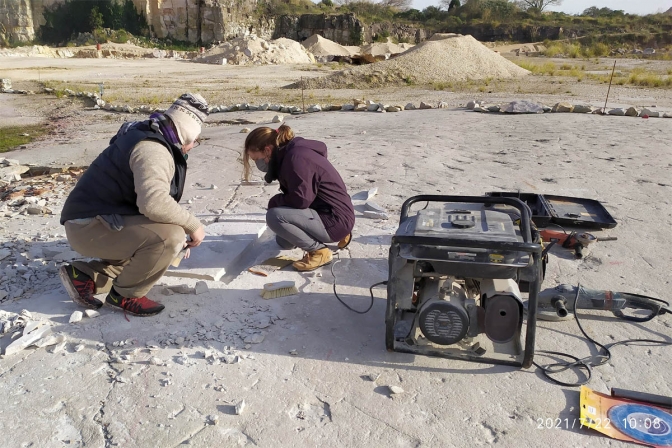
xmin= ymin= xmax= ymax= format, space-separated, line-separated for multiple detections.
xmin=0 ymin=309 xmax=67 ymax=357
xmin=0 ymin=159 xmax=82 ymax=215
xmin=0 ymin=161 xmax=86 ymax=303
xmin=0 ymin=45 xmax=76 ymax=59
xmin=0 ymin=43 xmax=196 ymax=60
xmin=195 ymin=34 xmax=315 ymax=65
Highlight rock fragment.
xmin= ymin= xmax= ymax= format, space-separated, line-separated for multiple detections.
xmin=503 ymin=100 xmax=543 ymax=114
xmin=552 ymin=102 xmax=574 ymax=113
xmin=363 ymin=211 xmax=389 ymax=220
xmin=167 ymin=284 xmax=194 ymax=294
xmin=625 ymin=106 xmax=640 ymax=117
xmin=194 ymin=281 xmax=208 ymax=295
xmin=235 ymin=400 xmax=246 ymax=415
xmin=69 ymin=311 xmax=83 ymax=323
xmin=367 ymin=373 xmax=381 ymax=382
xmin=244 ymin=333 xmax=265 ymax=344
xmin=206 ymin=415 xmax=219 ymax=425
xmin=84 ymin=309 xmax=100 ymax=318
xmin=388 ymin=385 xmax=404 ymax=394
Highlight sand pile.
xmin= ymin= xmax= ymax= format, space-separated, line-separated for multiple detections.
xmin=360 ymin=39 xmax=409 ymax=57
xmin=302 ymin=34 xmax=352 ymax=58
xmin=289 ymin=34 xmax=529 ymax=89
xmin=195 ymin=35 xmax=315 ymax=65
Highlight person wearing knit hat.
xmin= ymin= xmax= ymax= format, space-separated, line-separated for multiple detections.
xmin=58 ymin=93 xmax=209 ymax=317
xmin=165 ymin=93 xmax=209 ymax=146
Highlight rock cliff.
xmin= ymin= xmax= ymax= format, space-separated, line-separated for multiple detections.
xmin=0 ymin=0 xmax=275 ymax=44
xmin=0 ymin=0 xmax=427 ymax=46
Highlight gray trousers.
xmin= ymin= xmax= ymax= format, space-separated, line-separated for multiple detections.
xmin=266 ymin=207 xmax=333 ymax=252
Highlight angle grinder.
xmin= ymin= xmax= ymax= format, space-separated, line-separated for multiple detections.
xmin=530 ymin=284 xmax=671 ymax=322
xmin=540 ymin=230 xmax=616 ymax=259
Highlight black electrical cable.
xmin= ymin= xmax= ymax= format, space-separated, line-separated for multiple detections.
xmin=533 ymin=290 xmax=672 ymax=387
xmin=330 ymin=252 xmax=386 ymax=314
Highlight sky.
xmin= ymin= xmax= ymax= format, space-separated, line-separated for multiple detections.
xmin=410 ymin=0 xmax=672 ymax=15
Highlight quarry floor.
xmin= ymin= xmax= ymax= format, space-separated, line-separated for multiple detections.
xmin=0 ymin=56 xmax=671 ymax=448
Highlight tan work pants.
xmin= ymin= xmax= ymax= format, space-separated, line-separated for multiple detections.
xmin=64 ymin=215 xmax=185 ymax=298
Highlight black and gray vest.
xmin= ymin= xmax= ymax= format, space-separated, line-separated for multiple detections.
xmin=60 ymin=121 xmax=187 ymax=224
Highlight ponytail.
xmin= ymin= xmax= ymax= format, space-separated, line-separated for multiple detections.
xmin=242 ymin=124 xmax=295 ymax=181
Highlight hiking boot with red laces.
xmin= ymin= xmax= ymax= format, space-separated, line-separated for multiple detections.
xmin=59 ymin=264 xmax=103 ymax=309
xmin=105 ymin=288 xmax=165 ymax=317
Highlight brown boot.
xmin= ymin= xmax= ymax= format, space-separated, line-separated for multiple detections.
xmin=337 ymin=233 xmax=352 ymax=250
xmin=292 ymin=247 xmax=333 ymax=271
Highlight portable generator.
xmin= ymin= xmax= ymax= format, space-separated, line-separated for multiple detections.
xmin=385 ymin=195 xmax=544 ymax=368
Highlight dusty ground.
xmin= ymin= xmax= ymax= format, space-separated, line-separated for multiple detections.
xmin=1 ymin=54 xmax=671 ymax=110
xmin=0 ymin=55 xmax=671 ymax=448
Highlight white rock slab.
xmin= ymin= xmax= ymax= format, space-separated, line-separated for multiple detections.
xmin=4 ymin=324 xmax=51 ymax=356
xmin=165 ymin=221 xmax=267 ymax=281
xmin=84 ymin=309 xmax=100 ymax=318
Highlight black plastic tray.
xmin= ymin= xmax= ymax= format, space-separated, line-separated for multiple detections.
xmin=485 ymin=192 xmax=553 ymax=227
xmin=542 ymin=195 xmax=617 ymax=229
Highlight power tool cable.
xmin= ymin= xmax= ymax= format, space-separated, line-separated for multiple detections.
xmin=533 ymin=289 xmax=672 ymax=387
xmin=330 ymin=251 xmax=385 ymax=314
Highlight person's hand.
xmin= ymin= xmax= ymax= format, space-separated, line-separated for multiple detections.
xmin=187 ymin=226 xmax=205 ymax=248
xmin=183 ymin=248 xmax=191 ymax=259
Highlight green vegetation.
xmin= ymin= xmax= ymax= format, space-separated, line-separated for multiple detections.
xmin=0 ymin=125 xmax=49 ymax=153
xmin=516 ymin=61 xmax=557 ymax=75
xmin=39 ymin=0 xmax=145 ymax=45
xmin=544 ymin=37 xmax=667 ymax=58
xmin=251 ymin=0 xmax=672 ymax=58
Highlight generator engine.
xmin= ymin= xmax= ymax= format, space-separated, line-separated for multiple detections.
xmin=386 ymin=195 xmax=543 ymax=368
xmin=415 ymin=278 xmax=523 ymax=346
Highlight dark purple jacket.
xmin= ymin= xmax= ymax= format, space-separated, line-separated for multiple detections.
xmin=268 ymin=137 xmax=355 ymax=241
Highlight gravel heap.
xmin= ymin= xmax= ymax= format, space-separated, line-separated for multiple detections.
xmin=288 ymin=34 xmax=529 ymax=89
xmin=360 ymin=40 xmax=410 ymax=57
xmin=195 ymin=35 xmax=315 ymax=65
xmin=302 ymin=34 xmax=352 ymax=58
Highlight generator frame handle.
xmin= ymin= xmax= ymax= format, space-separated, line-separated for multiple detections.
xmin=391 ymin=235 xmax=541 ymax=253
xmin=399 ymin=195 xmax=533 ymax=243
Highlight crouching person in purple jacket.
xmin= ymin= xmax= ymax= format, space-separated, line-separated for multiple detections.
xmin=242 ymin=124 xmax=355 ymax=271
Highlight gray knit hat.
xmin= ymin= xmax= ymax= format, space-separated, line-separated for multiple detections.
xmin=165 ymin=93 xmax=209 ymax=145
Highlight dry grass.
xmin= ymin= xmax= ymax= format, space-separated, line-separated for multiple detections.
xmin=516 ymin=61 xmax=557 ymax=76
xmin=628 ymin=68 xmax=672 ymax=87
xmin=515 ymin=59 xmax=671 ymax=89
